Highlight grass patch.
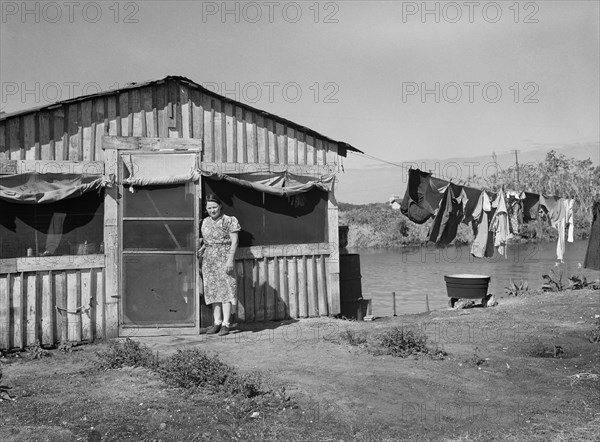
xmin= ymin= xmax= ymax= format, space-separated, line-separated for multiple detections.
xmin=95 ymin=338 xmax=159 ymax=370
xmin=326 ymin=329 xmax=368 ymax=346
xmin=371 ymin=327 xmax=447 ymax=359
xmin=326 ymin=326 xmax=448 ymax=359
xmin=94 ymin=340 xmax=265 ymax=399
xmin=159 ymin=348 xmax=263 ymax=398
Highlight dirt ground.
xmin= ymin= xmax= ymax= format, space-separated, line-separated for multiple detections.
xmin=1 ymin=289 xmax=599 ymax=441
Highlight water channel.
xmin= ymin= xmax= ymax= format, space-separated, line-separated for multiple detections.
xmin=351 ymin=240 xmax=599 ymax=316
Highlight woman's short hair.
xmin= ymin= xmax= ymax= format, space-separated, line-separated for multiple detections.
xmin=205 ymin=194 xmax=222 ymax=206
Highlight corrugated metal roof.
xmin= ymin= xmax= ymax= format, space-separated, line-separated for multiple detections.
xmin=0 ymin=75 xmax=363 ymax=154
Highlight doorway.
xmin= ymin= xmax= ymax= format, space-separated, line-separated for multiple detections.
xmin=119 ymin=152 xmax=200 ymax=334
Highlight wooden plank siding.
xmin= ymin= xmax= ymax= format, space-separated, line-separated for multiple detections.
xmin=1 ymin=79 xmax=340 ymax=167
xmin=0 ymin=264 xmax=105 ymax=350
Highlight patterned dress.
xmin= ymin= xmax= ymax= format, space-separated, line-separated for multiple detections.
xmin=201 ymin=214 xmax=241 ymax=305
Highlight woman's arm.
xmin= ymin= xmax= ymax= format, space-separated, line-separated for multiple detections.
xmin=226 ymin=231 xmax=239 ymax=271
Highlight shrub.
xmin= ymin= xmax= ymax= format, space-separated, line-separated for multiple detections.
xmin=371 ymin=326 xmax=446 ymax=359
xmin=95 ymin=338 xmax=159 ymax=370
xmin=159 ymin=348 xmax=262 ymax=398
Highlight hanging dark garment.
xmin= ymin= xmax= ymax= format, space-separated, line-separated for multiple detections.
xmin=428 ymin=185 xmax=465 ymax=245
xmin=400 ymin=169 xmax=446 ymax=224
xmin=523 ymin=192 xmax=539 ymax=222
xmin=584 ymin=202 xmax=600 ymax=270
xmin=506 ymin=193 xmax=524 ymax=235
xmin=461 ymin=186 xmax=483 ymax=224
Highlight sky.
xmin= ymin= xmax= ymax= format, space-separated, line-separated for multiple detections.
xmin=1 ymin=0 xmax=599 ymax=179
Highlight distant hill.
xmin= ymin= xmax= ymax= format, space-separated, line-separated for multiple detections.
xmin=336 ymin=142 xmax=599 ymax=204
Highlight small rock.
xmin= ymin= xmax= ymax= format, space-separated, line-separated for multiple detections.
xmin=454 ymin=299 xmax=476 ymax=309
xmin=482 ymin=294 xmax=497 ymax=308
xmin=159 ymin=423 xmax=167 ymax=430
xmin=250 ymin=411 xmax=260 ymax=418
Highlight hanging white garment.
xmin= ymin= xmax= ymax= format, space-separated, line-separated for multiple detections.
xmin=490 ymin=190 xmax=509 ymax=259
xmin=566 ymin=199 xmax=575 ymax=243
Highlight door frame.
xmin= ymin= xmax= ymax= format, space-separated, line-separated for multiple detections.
xmin=117 ymin=150 xmax=202 ymax=337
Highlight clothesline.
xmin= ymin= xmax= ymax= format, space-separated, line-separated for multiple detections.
xmin=347 ymin=150 xmax=499 ymax=186
xmin=400 ymin=168 xmax=575 ymax=262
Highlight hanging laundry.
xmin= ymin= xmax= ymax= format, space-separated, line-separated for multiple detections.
xmin=506 ymin=191 xmax=525 ymax=236
xmin=461 ymin=186 xmax=483 ymax=225
xmin=540 ymin=195 xmax=570 ymax=262
xmin=400 ymin=169 xmax=446 ymax=224
xmin=471 ymin=191 xmax=495 ymax=258
xmin=522 ymin=192 xmax=540 ymax=222
xmin=566 ymin=199 xmax=575 ymax=243
xmin=490 ymin=189 xmax=510 ymax=258
xmin=539 ymin=195 xmax=562 ymax=223
xmin=428 ymin=184 xmax=466 ymax=245
xmin=583 ymin=201 xmax=600 ymax=270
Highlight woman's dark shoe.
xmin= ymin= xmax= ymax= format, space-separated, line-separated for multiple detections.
xmin=205 ymin=324 xmax=221 ymax=335
xmin=218 ymin=325 xmax=230 ymax=336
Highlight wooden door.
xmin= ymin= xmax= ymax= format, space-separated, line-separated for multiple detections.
xmin=118 ymin=151 xmax=200 ymax=335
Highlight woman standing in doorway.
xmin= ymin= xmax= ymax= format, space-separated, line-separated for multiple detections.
xmin=198 ymin=194 xmax=240 ymax=336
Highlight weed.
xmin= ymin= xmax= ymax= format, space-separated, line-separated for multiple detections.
xmin=467 ymin=346 xmax=487 ymax=367
xmin=159 ymin=348 xmax=263 ymax=398
xmin=542 ymin=267 xmax=565 ymax=292
xmin=370 ymin=326 xmax=447 ymax=359
xmin=586 ymin=319 xmax=600 ymax=344
xmin=568 ymin=266 xmax=600 ymax=291
xmin=337 ymin=329 xmax=368 ymax=346
xmin=57 ymin=340 xmax=74 ymax=353
xmin=26 ymin=341 xmax=50 ymax=360
xmin=95 ymin=338 xmax=159 ymax=370
xmin=505 ymin=279 xmax=529 ymax=297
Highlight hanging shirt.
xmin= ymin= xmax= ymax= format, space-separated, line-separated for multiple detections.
xmin=461 ymin=186 xmax=483 ymax=225
xmin=490 ymin=190 xmax=509 ymax=258
xmin=584 ymin=201 xmax=600 ymax=270
xmin=400 ymin=169 xmax=446 ymax=224
xmin=428 ymin=185 xmax=466 ymax=245
xmin=540 ymin=195 xmax=563 ymax=224
xmin=471 ymin=191 xmax=495 ymax=258
xmin=541 ymin=196 xmax=569 ymax=262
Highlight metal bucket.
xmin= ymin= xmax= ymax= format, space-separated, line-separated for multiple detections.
xmin=444 ymin=274 xmax=490 ymax=300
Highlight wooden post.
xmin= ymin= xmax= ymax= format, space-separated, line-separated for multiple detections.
xmin=326 ymin=189 xmax=340 ymax=316
xmin=392 ymin=291 xmax=397 ymax=316
xmin=102 ymin=139 xmax=120 ymax=338
xmin=425 ymin=294 xmax=430 ymax=313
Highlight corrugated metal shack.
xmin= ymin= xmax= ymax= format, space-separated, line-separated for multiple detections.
xmin=0 ymin=76 xmax=362 ymax=349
